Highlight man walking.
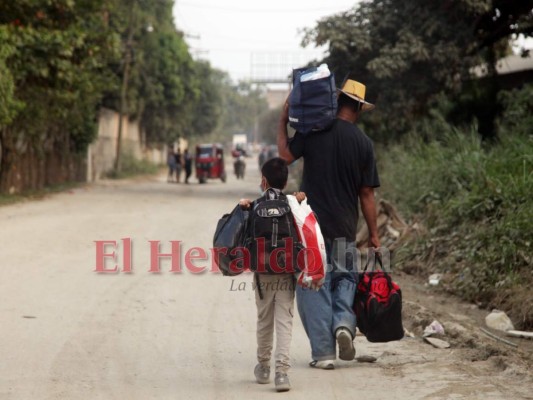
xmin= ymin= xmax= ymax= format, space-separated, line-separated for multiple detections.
xmin=175 ymin=148 xmax=183 ymax=183
xmin=184 ymin=149 xmax=193 ymax=184
xmin=167 ymin=148 xmax=176 ymax=183
xmin=277 ymin=79 xmax=381 ymax=369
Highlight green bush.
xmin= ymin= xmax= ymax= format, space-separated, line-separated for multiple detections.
xmin=106 ymin=154 xmax=160 ymax=179
xmin=379 ymin=85 xmax=533 ymax=329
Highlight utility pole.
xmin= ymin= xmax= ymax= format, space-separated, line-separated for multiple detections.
xmin=114 ymin=1 xmax=136 ymax=174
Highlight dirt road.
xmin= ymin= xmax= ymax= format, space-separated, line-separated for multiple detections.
xmin=0 ymin=159 xmax=531 ymax=399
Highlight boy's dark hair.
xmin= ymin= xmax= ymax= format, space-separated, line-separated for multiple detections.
xmin=261 ymin=157 xmax=288 ymax=189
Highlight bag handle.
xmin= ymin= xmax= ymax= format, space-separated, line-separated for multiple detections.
xmin=361 ymin=252 xmax=394 ymax=292
xmin=362 ymin=251 xmax=383 ymax=272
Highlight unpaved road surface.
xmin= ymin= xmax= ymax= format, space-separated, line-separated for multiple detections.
xmin=1 ymin=160 xmax=531 ymax=400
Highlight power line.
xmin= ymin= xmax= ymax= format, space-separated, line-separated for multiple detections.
xmin=178 ymin=2 xmax=355 ymax=14
xmin=205 ymin=49 xmax=325 ymax=57
xmin=196 ymin=32 xmax=300 ymax=47
xmin=174 ymin=7 xmax=194 ymax=32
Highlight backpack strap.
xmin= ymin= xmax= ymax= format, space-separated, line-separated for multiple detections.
xmin=255 ymin=188 xmax=287 ymax=204
xmin=255 ymin=273 xmax=264 ymax=300
xmin=362 ymin=252 xmax=383 ymax=272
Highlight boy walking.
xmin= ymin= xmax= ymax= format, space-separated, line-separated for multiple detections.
xmin=239 ymin=157 xmax=305 ymax=392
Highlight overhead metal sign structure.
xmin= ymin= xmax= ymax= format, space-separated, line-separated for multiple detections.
xmin=250 ymin=51 xmax=325 ymax=84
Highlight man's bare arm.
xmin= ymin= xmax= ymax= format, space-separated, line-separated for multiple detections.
xmin=359 ymin=186 xmax=381 ymax=249
xmin=277 ymin=101 xmax=295 ymax=163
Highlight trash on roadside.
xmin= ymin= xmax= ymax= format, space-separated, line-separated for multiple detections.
xmin=481 ymin=328 xmax=518 ymax=348
xmin=404 ymin=328 xmax=416 ymax=338
xmin=485 ymin=309 xmax=515 ymax=332
xmin=506 ymin=330 xmax=533 ymax=340
xmin=423 ymin=320 xmax=445 ymax=337
xmin=423 ymin=337 xmax=451 ymax=349
xmin=428 ymin=274 xmax=442 ymax=286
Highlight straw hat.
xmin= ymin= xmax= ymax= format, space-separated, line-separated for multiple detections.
xmin=338 ymin=79 xmax=375 ymax=111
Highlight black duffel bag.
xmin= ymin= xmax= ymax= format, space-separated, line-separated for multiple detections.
xmin=288 ymin=66 xmax=337 ymax=135
xmin=213 ymin=205 xmax=249 ymax=276
xmin=353 ymin=257 xmax=404 ymax=342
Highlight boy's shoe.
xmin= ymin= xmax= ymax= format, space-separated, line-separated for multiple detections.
xmin=308 ymin=360 xmax=335 ymax=370
xmin=254 ymin=363 xmax=271 ymax=384
xmin=336 ymin=328 xmax=356 ymax=361
xmin=275 ymin=372 xmax=291 ymax=392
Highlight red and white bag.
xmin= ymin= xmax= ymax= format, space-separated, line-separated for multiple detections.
xmin=286 ymin=195 xmax=327 ymax=290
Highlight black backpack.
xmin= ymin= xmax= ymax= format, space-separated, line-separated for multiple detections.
xmin=212 ymin=205 xmax=249 ymax=276
xmin=245 ymin=189 xmax=303 ymax=275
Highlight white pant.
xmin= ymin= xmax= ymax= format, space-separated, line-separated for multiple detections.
xmin=254 ymin=274 xmax=295 ymax=373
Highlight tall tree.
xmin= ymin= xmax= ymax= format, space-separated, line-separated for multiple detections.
xmin=303 ymin=0 xmax=533 ymax=140
xmin=0 ymin=0 xmax=117 ymax=191
xmin=0 ymin=27 xmax=19 ymax=127
xmin=104 ymin=0 xmax=223 ymax=146
xmin=215 ymin=80 xmax=268 ymax=139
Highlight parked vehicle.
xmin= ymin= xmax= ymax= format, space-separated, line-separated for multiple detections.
xmin=195 ymin=144 xmax=226 ymax=184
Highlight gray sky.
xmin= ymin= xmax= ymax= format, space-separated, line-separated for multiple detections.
xmin=173 ymin=0 xmax=357 ymax=83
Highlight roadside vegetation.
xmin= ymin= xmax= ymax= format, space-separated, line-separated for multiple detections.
xmin=378 ymin=85 xmax=532 ymax=329
xmin=105 ymin=154 xmax=160 ymax=179
xmin=0 ymin=181 xmax=82 ymax=207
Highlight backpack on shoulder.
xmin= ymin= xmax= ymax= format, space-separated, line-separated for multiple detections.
xmin=288 ymin=64 xmax=338 ymax=135
xmin=245 ymin=189 xmax=304 ymax=275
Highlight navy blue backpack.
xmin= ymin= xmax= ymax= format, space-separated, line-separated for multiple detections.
xmin=288 ymin=66 xmax=338 ymax=134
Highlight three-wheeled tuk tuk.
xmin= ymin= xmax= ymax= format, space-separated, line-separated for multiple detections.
xmin=195 ymin=144 xmax=226 ymax=184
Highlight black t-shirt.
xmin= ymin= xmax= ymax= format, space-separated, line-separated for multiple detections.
xmin=289 ymin=119 xmax=380 ymax=241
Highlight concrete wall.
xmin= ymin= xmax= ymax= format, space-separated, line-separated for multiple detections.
xmin=87 ymin=108 xmax=157 ymax=181
xmin=87 ymin=108 xmax=187 ymax=181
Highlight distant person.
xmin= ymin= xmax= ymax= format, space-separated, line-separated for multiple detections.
xmin=277 ymin=79 xmax=381 ymax=369
xmin=184 ymin=149 xmax=193 ymax=184
xmin=167 ymin=148 xmax=176 ymax=183
xmin=258 ymin=147 xmax=267 ymax=169
xmin=238 ymin=157 xmax=306 ymax=393
xmin=232 ymin=145 xmax=246 ymax=179
xmin=174 ymin=149 xmax=183 ymax=183
xmin=233 ymin=143 xmax=247 ymax=158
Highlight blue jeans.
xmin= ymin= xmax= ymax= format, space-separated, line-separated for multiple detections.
xmin=296 ymin=238 xmax=358 ymax=361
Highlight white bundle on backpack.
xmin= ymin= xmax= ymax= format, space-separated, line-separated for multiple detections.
xmin=299 ymin=63 xmax=331 ymax=82
xmin=286 ymin=195 xmax=327 ymax=290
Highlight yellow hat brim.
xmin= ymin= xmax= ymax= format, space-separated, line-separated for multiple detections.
xmin=338 ymin=89 xmax=375 ymax=112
